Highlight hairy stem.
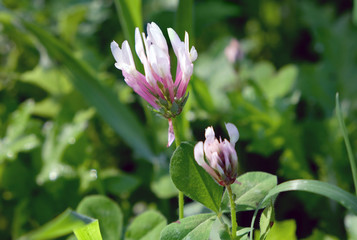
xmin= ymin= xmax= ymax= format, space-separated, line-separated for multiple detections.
xmin=172 ymin=118 xmax=184 ymax=219
xmin=227 ymin=185 xmax=237 ymax=240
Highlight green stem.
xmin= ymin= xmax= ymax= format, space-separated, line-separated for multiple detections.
xmin=227 ymin=185 xmax=237 ymax=240
xmin=171 ymin=118 xmax=184 ymax=219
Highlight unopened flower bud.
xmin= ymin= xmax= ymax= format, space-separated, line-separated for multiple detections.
xmin=194 ymin=123 xmax=239 ymax=186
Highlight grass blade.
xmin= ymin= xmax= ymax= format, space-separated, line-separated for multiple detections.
xmin=249 ymin=180 xmax=357 ymax=239
xmin=336 ymin=93 xmax=357 ymax=195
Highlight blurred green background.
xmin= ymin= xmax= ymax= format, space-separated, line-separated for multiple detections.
xmin=1 ymin=0 xmax=357 ymax=239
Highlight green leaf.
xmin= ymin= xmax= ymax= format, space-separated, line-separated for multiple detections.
xmin=259 ymin=201 xmax=275 ymax=240
xmin=18 ymin=209 xmax=94 ymax=240
xmin=0 ymin=100 xmax=40 ymax=163
xmin=77 ymin=195 xmax=123 ymax=240
xmin=160 ymin=213 xmax=215 ymax=240
xmin=170 ymin=142 xmax=223 ymax=213
xmin=249 ymin=180 xmax=357 ymax=239
xmin=221 ymin=172 xmax=277 ymax=212
xmin=336 ymin=93 xmax=357 ymax=195
xmin=125 ymin=210 xmax=167 ymax=240
xmin=74 ymin=220 xmax=103 ymax=240
xmin=23 ymin=21 xmax=154 ymax=161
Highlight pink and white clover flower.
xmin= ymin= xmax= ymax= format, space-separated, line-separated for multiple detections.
xmin=194 ymin=123 xmax=239 ymax=186
xmin=111 ymin=22 xmax=197 ymax=147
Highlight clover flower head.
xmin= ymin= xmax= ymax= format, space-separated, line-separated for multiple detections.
xmin=194 ymin=123 xmax=239 ymax=186
xmin=111 ymin=22 xmax=197 ymax=147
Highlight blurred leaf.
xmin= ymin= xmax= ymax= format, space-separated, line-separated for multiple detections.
xmin=160 ymin=213 xmax=215 ymax=240
xmin=37 ymin=109 xmax=94 ymax=184
xmin=257 ymin=220 xmax=296 ymax=240
xmin=57 ymin=4 xmax=88 ymax=43
xmin=195 ymin=2 xmax=240 ymax=35
xmin=20 ymin=66 xmax=72 ymax=95
xmin=125 ymin=210 xmax=167 ymax=240
xmin=170 ymin=142 xmax=223 ymax=213
xmin=252 ymin=62 xmax=297 ymax=103
xmin=194 ymin=37 xmax=237 ymax=109
xmin=0 ymin=100 xmax=40 ymax=163
xmin=23 ymin=21 xmax=154 ymax=161
xmin=151 ymin=171 xmax=178 ymax=199
xmin=354 ymin=0 xmax=357 ymax=25
xmin=77 ymin=195 xmax=123 ymax=240
xmin=345 ymin=214 xmax=357 ymax=239
xmin=190 ymin=75 xmax=215 ymax=113
xmin=18 ymin=209 xmax=94 ymax=240
xmin=221 ymin=172 xmax=277 ymax=212
xmin=32 ymin=98 xmax=61 ymax=118
xmin=101 ymin=169 xmax=140 ymax=196
xmin=336 ymin=93 xmax=357 ymax=195
xmin=175 ymin=0 xmax=193 ymax=40
xmin=2 ymin=160 xmax=33 ymax=199
xmin=74 ymin=220 xmax=103 ymax=240
xmin=303 ymin=229 xmax=339 ymax=240
xmin=113 ymin=0 xmax=142 ymax=49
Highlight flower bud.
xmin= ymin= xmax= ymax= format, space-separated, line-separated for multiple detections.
xmin=194 ymin=123 xmax=239 ymax=186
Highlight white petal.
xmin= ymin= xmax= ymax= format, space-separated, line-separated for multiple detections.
xmin=147 ymin=22 xmax=168 ymax=52
xmin=205 ymin=126 xmax=216 ymax=143
xmin=168 ymin=28 xmax=183 ymax=56
xmin=225 ymin=123 xmax=239 ymax=146
xmin=194 ymin=141 xmax=205 ymax=166
xmin=149 ymin=45 xmax=171 ymax=78
xmin=135 ymin=28 xmax=146 ymax=62
xmin=184 ymin=31 xmax=189 ymax=53
xmin=190 ymin=46 xmax=198 ymax=62
xmin=110 ymin=41 xmax=122 ymax=63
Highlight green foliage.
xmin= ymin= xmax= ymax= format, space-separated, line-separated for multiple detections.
xmin=160 ymin=213 xmax=215 ymax=240
xmin=17 ymin=209 xmax=100 ymax=240
xmin=259 ymin=201 xmax=275 ymax=240
xmin=76 ymin=195 xmax=123 ymax=240
xmin=1 ymin=0 xmax=357 ymax=239
xmin=125 ymin=210 xmax=166 ymax=240
xmin=170 ymin=142 xmax=223 ymax=213
xmin=74 ymin=220 xmax=103 ymax=240
xmin=221 ymin=172 xmax=277 ymax=212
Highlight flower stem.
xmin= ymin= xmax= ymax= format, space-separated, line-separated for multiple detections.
xmin=171 ymin=117 xmax=184 ymax=219
xmin=227 ymin=185 xmax=237 ymax=240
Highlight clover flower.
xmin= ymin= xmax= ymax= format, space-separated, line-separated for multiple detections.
xmin=194 ymin=123 xmax=239 ymax=186
xmin=111 ymin=22 xmax=197 ymax=146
